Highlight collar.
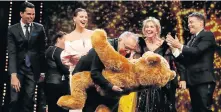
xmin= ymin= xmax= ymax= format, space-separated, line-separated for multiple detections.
xmin=195 ymin=29 xmax=203 ymax=37
xmin=20 ymin=19 xmax=33 ymax=27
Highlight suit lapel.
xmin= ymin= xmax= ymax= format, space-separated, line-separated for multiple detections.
xmin=191 ymin=30 xmax=204 ymax=46
xmin=17 ymin=23 xmax=26 ymax=40
xmin=187 ymin=36 xmax=195 ymax=46
xmin=29 ymin=23 xmax=35 ymax=42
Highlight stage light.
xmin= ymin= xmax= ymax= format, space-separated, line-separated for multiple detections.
xmin=39 ymin=2 xmax=43 ymax=23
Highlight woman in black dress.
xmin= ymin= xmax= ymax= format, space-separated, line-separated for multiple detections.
xmin=45 ymin=31 xmax=69 ymax=112
xmin=136 ymin=17 xmax=185 ymax=112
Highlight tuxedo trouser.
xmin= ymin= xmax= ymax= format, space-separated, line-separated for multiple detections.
xmin=83 ymin=87 xmax=119 ymax=112
xmin=189 ymin=82 xmax=215 ymax=112
xmin=9 ymin=64 xmax=36 ymax=112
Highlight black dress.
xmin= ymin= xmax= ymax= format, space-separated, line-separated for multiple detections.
xmin=136 ymin=41 xmax=185 ymax=112
xmin=45 ymin=46 xmax=70 ymax=112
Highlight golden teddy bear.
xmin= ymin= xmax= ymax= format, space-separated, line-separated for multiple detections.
xmin=57 ymin=29 xmax=176 ymax=111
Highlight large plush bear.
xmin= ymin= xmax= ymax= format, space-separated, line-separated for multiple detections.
xmin=57 ymin=29 xmax=176 ymax=111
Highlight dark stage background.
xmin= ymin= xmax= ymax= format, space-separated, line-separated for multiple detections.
xmin=1 ymin=1 xmax=221 ymax=112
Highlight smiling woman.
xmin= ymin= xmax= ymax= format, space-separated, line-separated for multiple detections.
xmin=134 ymin=17 xmax=186 ymax=112
xmin=59 ymin=8 xmax=94 ymax=112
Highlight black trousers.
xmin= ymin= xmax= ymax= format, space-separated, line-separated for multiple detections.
xmin=45 ymin=81 xmax=69 ymax=112
xmin=83 ymin=87 xmax=119 ymax=112
xmin=9 ymin=64 xmax=36 ymax=112
xmin=189 ymin=82 xmax=215 ymax=112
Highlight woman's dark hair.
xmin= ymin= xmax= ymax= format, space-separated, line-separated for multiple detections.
xmin=20 ymin=2 xmax=35 ymax=13
xmin=73 ymin=8 xmax=87 ymax=29
xmin=51 ymin=31 xmax=66 ymax=45
xmin=73 ymin=8 xmax=87 ymax=17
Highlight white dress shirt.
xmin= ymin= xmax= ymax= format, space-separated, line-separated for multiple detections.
xmin=20 ymin=20 xmax=32 ymax=37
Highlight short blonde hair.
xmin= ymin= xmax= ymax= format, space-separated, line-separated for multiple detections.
xmin=142 ymin=17 xmax=161 ymax=37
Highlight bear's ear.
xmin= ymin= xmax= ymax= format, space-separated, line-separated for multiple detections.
xmin=145 ymin=55 xmax=161 ymax=66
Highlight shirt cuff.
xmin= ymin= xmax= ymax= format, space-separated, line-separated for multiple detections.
xmin=180 ymin=45 xmax=184 ymax=51
xmin=40 ymin=73 xmax=45 ymax=77
xmin=171 ymin=47 xmax=181 ymax=58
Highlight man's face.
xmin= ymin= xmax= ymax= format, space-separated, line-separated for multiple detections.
xmin=20 ymin=8 xmax=35 ymax=24
xmin=119 ymin=37 xmax=138 ymax=58
xmin=188 ymin=16 xmax=203 ymax=34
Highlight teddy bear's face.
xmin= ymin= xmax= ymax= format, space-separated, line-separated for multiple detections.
xmin=134 ymin=51 xmax=176 ymax=87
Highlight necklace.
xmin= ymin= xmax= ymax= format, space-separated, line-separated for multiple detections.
xmin=73 ymin=29 xmax=87 ymax=48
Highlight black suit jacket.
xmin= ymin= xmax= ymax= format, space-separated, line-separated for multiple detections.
xmin=176 ymin=30 xmax=216 ymax=86
xmin=7 ymin=22 xmax=47 ymax=80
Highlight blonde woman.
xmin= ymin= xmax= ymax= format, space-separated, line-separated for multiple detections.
xmin=135 ymin=17 xmax=185 ymax=112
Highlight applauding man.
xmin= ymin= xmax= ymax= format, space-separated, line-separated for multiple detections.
xmin=166 ymin=12 xmax=216 ymax=112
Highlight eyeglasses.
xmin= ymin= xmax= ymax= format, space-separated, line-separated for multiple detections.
xmin=123 ymin=43 xmax=139 ymax=53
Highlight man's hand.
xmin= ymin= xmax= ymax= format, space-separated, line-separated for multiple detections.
xmin=112 ymin=85 xmax=123 ymax=92
xmin=166 ymin=33 xmax=182 ymax=49
xmin=11 ymin=73 xmax=21 ymax=92
xmin=179 ymin=81 xmax=186 ymax=89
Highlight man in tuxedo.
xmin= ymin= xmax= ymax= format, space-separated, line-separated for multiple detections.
xmin=7 ymin=2 xmax=46 ymax=112
xmin=73 ymin=31 xmax=139 ymax=112
xmin=166 ymin=12 xmax=216 ymax=112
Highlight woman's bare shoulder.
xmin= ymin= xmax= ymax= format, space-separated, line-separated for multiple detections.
xmin=85 ymin=29 xmax=94 ymax=37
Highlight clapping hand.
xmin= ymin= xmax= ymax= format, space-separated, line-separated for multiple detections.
xmin=166 ymin=33 xmax=182 ymax=49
